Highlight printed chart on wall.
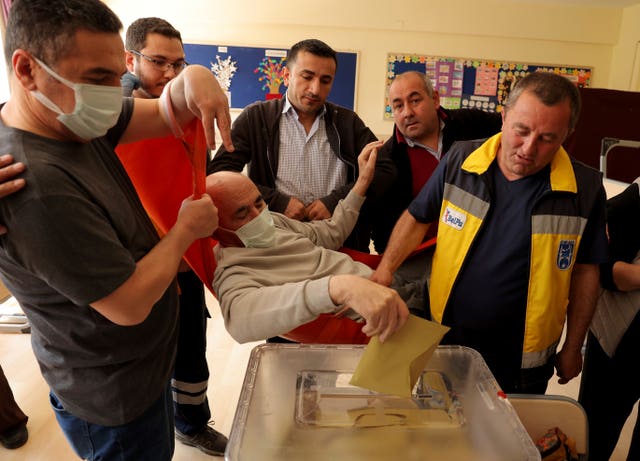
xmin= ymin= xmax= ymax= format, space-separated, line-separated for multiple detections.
xmin=184 ymin=43 xmax=359 ymax=110
xmin=384 ymin=53 xmax=592 ymax=119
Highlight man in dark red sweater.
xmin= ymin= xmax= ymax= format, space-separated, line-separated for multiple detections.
xmin=372 ymin=71 xmax=502 ymax=253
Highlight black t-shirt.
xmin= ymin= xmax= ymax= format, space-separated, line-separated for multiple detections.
xmin=441 ymin=163 xmax=548 ymax=385
xmin=0 ymin=99 xmax=179 ymax=426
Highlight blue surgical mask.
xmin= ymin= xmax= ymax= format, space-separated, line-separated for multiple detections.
xmin=31 ymin=57 xmax=122 ymax=140
xmin=234 ymin=207 xmax=276 ymax=248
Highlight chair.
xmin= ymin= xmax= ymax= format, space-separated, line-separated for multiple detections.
xmin=508 ymin=393 xmax=588 ymax=460
xmin=599 ymin=137 xmax=640 ymax=180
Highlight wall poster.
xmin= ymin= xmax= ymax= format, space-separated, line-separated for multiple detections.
xmin=384 ymin=53 xmax=592 ymax=119
xmin=184 ymin=43 xmax=359 ymax=111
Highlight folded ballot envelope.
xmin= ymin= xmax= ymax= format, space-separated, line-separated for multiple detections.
xmin=349 ymin=315 xmax=450 ymax=398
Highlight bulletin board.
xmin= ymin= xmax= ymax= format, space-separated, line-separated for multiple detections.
xmin=184 ymin=43 xmax=359 ymax=110
xmin=384 ymin=53 xmax=592 ymax=118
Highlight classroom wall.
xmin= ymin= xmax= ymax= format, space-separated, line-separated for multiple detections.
xmin=610 ymin=3 xmax=640 ymax=91
xmin=105 ymin=0 xmax=637 ymax=138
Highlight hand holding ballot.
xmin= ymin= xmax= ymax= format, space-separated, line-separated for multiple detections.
xmin=350 ymin=315 xmax=450 ymax=397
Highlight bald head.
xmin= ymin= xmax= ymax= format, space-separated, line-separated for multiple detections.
xmin=205 ymin=171 xmax=248 ymax=206
xmin=206 ymin=171 xmax=266 ymax=231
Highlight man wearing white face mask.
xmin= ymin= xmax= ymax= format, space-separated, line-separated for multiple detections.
xmin=30 ymin=57 xmax=124 ymax=140
xmin=219 ymin=205 xmax=277 ymax=248
xmin=210 ymin=142 xmax=415 ymax=344
xmin=0 ymin=1 xmax=233 ymax=460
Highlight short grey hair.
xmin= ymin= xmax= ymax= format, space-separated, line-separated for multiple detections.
xmin=390 ymin=70 xmax=435 ymax=97
xmin=504 ymin=71 xmax=581 ymax=131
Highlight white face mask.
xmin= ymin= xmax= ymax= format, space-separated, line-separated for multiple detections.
xmin=234 ymin=207 xmax=276 ymax=248
xmin=31 ymin=57 xmax=122 ymax=140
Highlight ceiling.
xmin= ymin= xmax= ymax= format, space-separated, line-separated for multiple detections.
xmin=509 ymin=0 xmax=640 ymax=7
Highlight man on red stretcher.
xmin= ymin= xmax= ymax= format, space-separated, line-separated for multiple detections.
xmin=208 ymin=142 xmax=426 ymax=344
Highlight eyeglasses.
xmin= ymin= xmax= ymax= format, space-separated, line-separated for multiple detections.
xmin=128 ymin=50 xmax=188 ymax=73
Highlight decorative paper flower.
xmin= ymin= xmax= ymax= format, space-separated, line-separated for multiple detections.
xmin=254 ymin=56 xmax=286 ymax=93
xmin=210 ymin=55 xmax=238 ymax=92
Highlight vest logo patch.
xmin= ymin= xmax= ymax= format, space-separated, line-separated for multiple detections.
xmin=442 ymin=206 xmax=466 ymax=230
xmin=557 ymin=240 xmax=575 ymax=270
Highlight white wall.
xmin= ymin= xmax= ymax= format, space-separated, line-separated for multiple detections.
xmin=104 ymin=1 xmax=639 ymax=137
xmin=611 ymin=3 xmax=640 ymax=90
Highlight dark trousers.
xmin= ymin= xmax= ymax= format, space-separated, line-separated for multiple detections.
xmin=506 ymin=358 xmax=555 ymax=395
xmin=0 ymin=364 xmax=28 ymax=433
xmin=457 ymin=348 xmax=555 ymax=395
xmin=173 ymin=270 xmax=211 ymax=435
xmin=579 ymin=313 xmax=640 ymax=461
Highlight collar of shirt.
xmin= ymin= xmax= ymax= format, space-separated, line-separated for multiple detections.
xmin=395 ymin=118 xmax=446 ymax=161
xmin=282 ymin=93 xmax=326 ymax=139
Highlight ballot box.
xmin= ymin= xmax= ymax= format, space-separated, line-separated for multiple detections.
xmin=226 ymin=344 xmax=540 ymax=461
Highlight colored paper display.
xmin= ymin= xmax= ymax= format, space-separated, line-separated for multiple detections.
xmin=185 ymin=43 xmax=358 ymax=110
xmin=385 ymin=53 xmax=592 ymax=118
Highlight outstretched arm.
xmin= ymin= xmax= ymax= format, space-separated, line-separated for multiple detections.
xmin=304 ymin=140 xmax=383 ymax=221
xmin=121 ymin=65 xmax=234 ymax=152
xmin=216 ymin=273 xmax=408 ymax=344
xmin=91 ymin=194 xmax=218 ymax=325
xmin=351 ymin=141 xmax=382 ymax=197
xmin=371 ymin=210 xmax=430 ymax=287
xmin=329 ymin=275 xmax=409 ymax=343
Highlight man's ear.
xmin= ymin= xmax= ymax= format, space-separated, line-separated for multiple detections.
xmin=432 ymin=90 xmax=440 ymax=110
xmin=282 ymin=66 xmax=291 ymax=87
xmin=124 ymin=51 xmax=136 ymax=73
xmin=12 ymin=50 xmax=38 ymax=90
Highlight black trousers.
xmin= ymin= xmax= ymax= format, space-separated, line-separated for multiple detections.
xmin=172 ymin=270 xmax=211 ymax=434
xmin=0 ymin=364 xmax=28 ymax=433
xmin=579 ymin=312 xmax=640 ymax=461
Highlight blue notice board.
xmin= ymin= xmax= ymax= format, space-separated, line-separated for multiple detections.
xmin=185 ymin=43 xmax=358 ymax=110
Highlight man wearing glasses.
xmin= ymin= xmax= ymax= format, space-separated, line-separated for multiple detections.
xmin=123 ymin=19 xmax=187 ymax=98
xmin=123 ymin=17 xmax=227 ymax=457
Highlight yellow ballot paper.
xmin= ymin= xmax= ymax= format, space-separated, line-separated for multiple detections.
xmin=349 ymin=315 xmax=450 ymax=398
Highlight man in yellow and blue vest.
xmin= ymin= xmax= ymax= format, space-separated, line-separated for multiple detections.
xmin=372 ymin=72 xmax=608 ymax=394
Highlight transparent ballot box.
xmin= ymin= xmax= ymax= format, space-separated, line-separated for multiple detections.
xmin=295 ymin=369 xmax=464 ymax=429
xmin=226 ymin=344 xmax=540 ymax=461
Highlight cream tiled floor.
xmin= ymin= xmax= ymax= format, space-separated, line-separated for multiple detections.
xmin=0 ymin=293 xmax=261 ymax=461
xmin=0 ymin=292 xmax=636 ymax=460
